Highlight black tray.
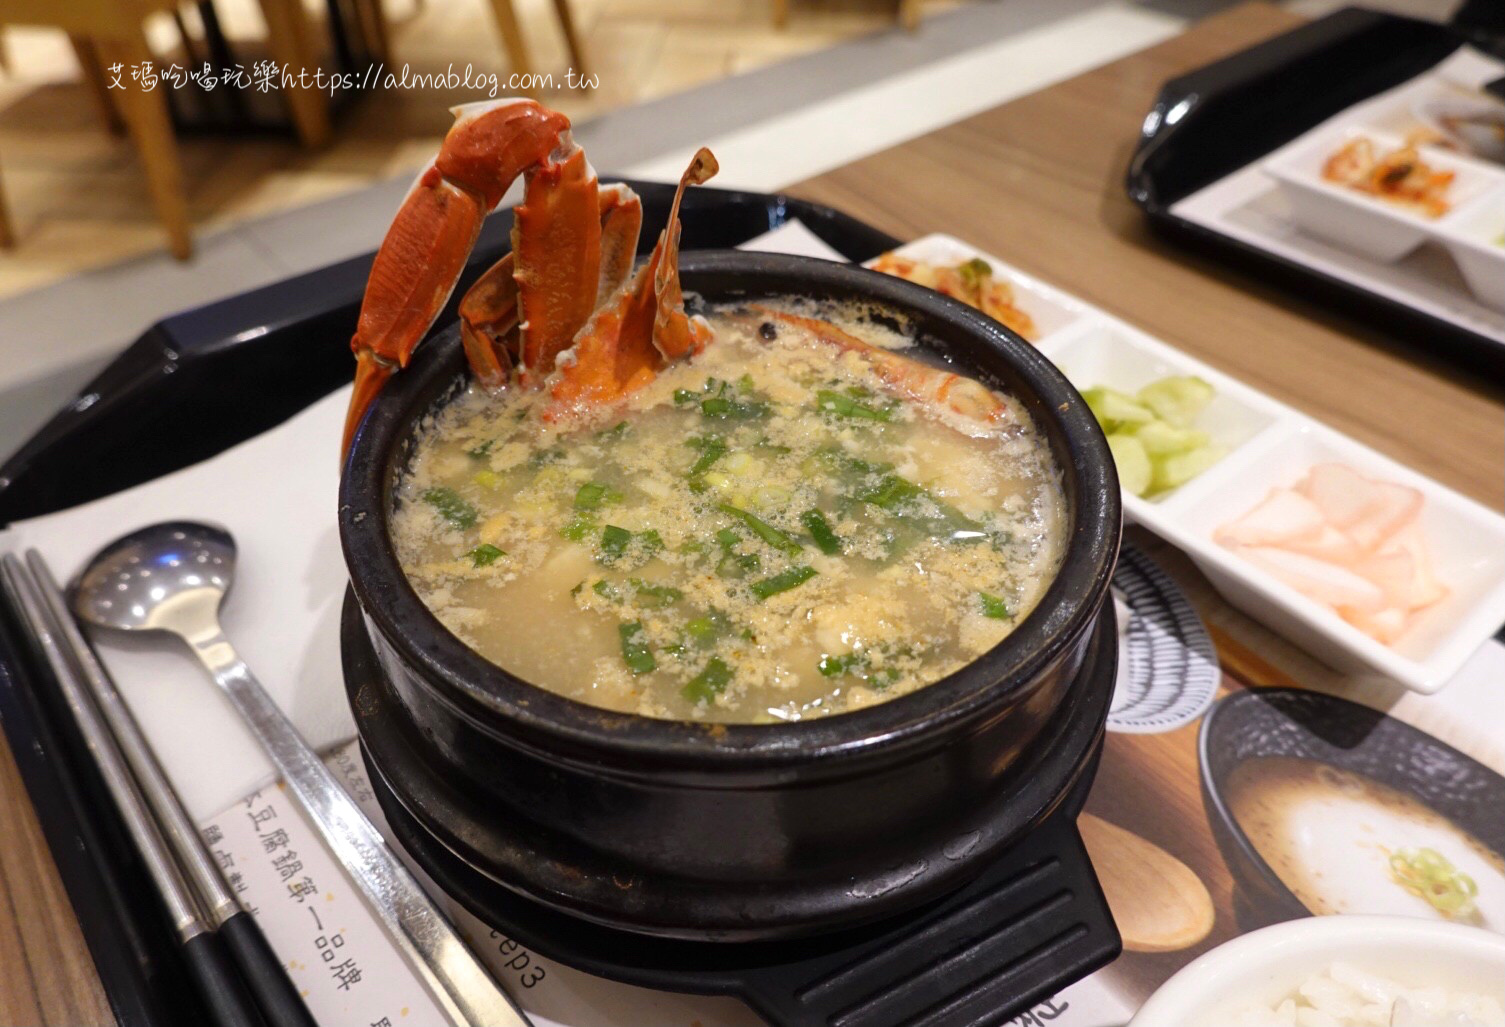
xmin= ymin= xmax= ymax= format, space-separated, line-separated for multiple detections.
xmin=0 ymin=183 xmax=900 ymax=1024
xmin=1127 ymin=6 xmax=1505 ymax=380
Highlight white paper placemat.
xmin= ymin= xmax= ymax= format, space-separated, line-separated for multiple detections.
xmin=202 ymin=741 xmax=1134 ymax=1026
xmin=0 ymin=220 xmax=865 ymax=1026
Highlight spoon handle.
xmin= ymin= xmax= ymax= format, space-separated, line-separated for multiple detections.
xmin=189 ymin=630 xmax=531 ymax=1027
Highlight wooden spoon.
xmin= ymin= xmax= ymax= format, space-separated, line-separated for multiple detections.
xmin=1080 ymin=813 xmax=1215 ymax=953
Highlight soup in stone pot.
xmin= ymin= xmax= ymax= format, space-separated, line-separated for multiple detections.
xmin=391 ymin=298 xmax=1066 ymax=724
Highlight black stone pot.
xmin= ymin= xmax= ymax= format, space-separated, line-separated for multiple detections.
xmin=338 ymin=252 xmax=1121 ymax=942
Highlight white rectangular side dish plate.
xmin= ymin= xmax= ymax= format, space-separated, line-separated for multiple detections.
xmin=868 ymin=234 xmax=1505 ymax=693
xmin=1261 ymin=125 xmax=1505 ymax=297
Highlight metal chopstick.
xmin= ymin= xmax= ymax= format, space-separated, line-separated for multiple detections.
xmin=24 ymin=551 xmax=320 ymax=1027
xmin=0 ymin=554 xmax=267 ymax=1027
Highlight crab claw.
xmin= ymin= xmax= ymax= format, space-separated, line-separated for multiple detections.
xmin=342 ymin=99 xmax=570 ymax=456
xmin=546 ymin=148 xmax=718 ymax=414
xmin=511 ymin=146 xmax=603 ymax=386
xmin=456 ymin=180 xmax=643 ymax=394
xmin=596 ymin=183 xmax=644 ymax=302
xmin=347 ymin=349 xmax=396 ymax=452
xmin=457 ymin=253 xmax=520 ymax=391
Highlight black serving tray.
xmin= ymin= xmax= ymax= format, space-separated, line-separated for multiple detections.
xmin=0 ymin=183 xmax=1101 ymax=1025
xmin=0 ymin=184 xmax=894 ymax=525
xmin=1126 ymin=6 xmax=1505 ymax=380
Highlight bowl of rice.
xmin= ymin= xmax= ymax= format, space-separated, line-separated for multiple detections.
xmin=1131 ymin=915 xmax=1504 ymax=1026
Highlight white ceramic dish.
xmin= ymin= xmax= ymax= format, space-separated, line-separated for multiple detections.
xmin=1174 ymin=422 xmax=1505 ymax=689
xmin=871 ymin=235 xmax=1505 ymax=694
xmin=1434 ymin=189 xmax=1505 ymax=312
xmin=862 ymin=233 xmax=1091 ymax=344
xmin=1263 ymin=126 xmax=1504 ymax=262
xmin=1130 ymin=915 xmax=1505 ymax=1026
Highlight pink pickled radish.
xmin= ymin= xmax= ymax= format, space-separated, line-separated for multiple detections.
xmin=1213 ymin=488 xmax=1326 ymax=547
xmin=1299 ymin=462 xmax=1381 ymax=528
xmin=1341 ymin=605 xmax=1410 ymax=644
xmin=1353 ymin=547 xmax=1420 ymax=609
xmin=1237 ymin=545 xmax=1387 ymax=612
xmin=1283 ymin=523 xmax=1364 ymax=565
xmin=1379 ymin=521 xmax=1449 ymax=609
xmin=1217 ymin=462 xmax=1447 ymax=646
xmin=1345 ymin=480 xmax=1423 ymax=552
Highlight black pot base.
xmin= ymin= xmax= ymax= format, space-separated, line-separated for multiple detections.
xmin=345 ymin=594 xmax=1121 ymax=1026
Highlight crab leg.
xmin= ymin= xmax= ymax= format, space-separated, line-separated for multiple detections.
xmin=758 ymin=308 xmax=1015 ymax=435
xmin=510 ymin=146 xmax=602 ymax=386
xmin=546 ymin=149 xmax=718 ymax=414
xmin=596 ymin=184 xmax=643 ymax=301
xmin=650 ymin=148 xmax=718 ymax=361
xmin=457 ymin=181 xmax=645 ymax=394
xmin=456 ymin=253 xmax=520 ymax=392
xmin=342 ymin=98 xmax=573 ymax=455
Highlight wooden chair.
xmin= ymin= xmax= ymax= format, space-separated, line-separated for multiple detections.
xmin=356 ymin=0 xmax=588 ymax=94
xmin=775 ymin=0 xmax=925 ymax=32
xmin=484 ymin=0 xmax=588 ymax=91
xmin=347 ymin=0 xmax=391 ymax=68
xmin=0 ymin=167 xmax=12 ymax=250
xmin=0 ymin=0 xmax=331 ymax=260
xmin=254 ymin=0 xmax=333 ymax=148
xmin=0 ymin=0 xmax=188 ymax=256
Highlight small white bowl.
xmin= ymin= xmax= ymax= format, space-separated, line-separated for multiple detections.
xmin=1263 ymin=126 xmax=1502 ymax=262
xmin=1414 ymin=96 xmax=1505 ymax=165
xmin=1131 ymin=916 xmax=1505 ymax=1026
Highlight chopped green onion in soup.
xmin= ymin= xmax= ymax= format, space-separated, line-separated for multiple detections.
xmin=391 ymin=299 xmax=1065 ymax=723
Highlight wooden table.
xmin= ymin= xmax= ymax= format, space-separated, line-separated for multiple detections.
xmin=792 ymin=1 xmax=1503 ymax=1002
xmin=2 ymin=3 xmax=1500 ymax=1020
xmin=792 ymin=2 xmax=1502 ymax=511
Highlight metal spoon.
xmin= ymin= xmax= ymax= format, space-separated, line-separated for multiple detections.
xmin=70 ymin=521 xmax=531 ymax=1027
